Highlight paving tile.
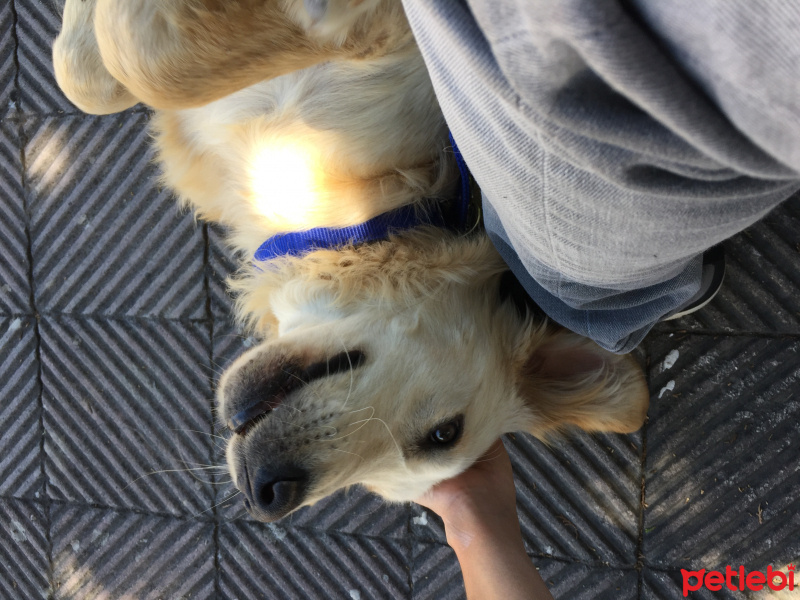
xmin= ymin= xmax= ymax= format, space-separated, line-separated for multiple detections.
xmin=411 ymin=433 xmax=643 ymax=566
xmin=411 ymin=543 xmax=464 ymax=600
xmin=16 ymin=0 xmax=75 ymax=114
xmin=51 ymin=505 xmax=215 ymax=599
xmin=411 ymin=543 xmax=638 ymax=600
xmin=0 ymin=317 xmax=43 ymax=499
xmin=284 ymin=487 xmax=411 ymax=539
xmin=536 ymin=559 xmax=638 ymax=600
xmin=219 ymin=521 xmax=411 ymax=599
xmin=510 ymin=430 xmax=642 ymax=566
xmin=209 ymin=223 xmax=242 ymax=318
xmin=0 ymin=1 xmax=17 ymax=115
xmin=40 ymin=316 xmax=216 ymax=516
xmin=644 ymin=334 xmax=800 ymax=571
xmin=642 ymin=567 xmax=798 ymax=599
xmin=655 ymin=193 xmax=800 ymax=335
xmin=0 ymin=498 xmax=50 ymax=600
xmin=25 ymin=114 xmax=206 ymax=318
xmin=211 ymin=319 xmax=258 ymax=518
xmin=0 ymin=117 xmax=31 ymax=314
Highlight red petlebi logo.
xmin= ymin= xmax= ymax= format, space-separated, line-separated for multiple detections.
xmin=681 ymin=564 xmax=795 ymax=596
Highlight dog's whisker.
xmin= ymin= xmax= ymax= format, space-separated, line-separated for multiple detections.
xmin=122 ymin=465 xmax=228 ymax=491
xmin=198 ymin=362 xmax=226 ymax=378
xmin=174 ymin=460 xmax=230 ymax=470
xmin=278 ymin=369 xmax=318 ymax=415
xmin=210 ymin=355 xmax=237 ymax=371
xmin=329 ymin=447 xmax=365 ymax=462
xmin=335 ymin=337 xmax=356 ymax=411
xmin=342 ymin=406 xmax=374 ymax=415
xmin=168 ymin=427 xmax=229 ymax=442
xmin=365 ymin=416 xmax=403 ymax=458
xmin=219 ymin=507 xmax=250 ymax=523
xmin=323 ymin=407 xmax=378 ymax=442
xmin=469 ymin=447 xmax=507 ymax=464
xmin=193 ymin=490 xmax=241 ymax=518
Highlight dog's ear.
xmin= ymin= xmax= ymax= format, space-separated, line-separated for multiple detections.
xmin=515 ymin=328 xmax=649 ymax=439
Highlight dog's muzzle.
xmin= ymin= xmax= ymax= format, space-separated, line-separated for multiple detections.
xmin=239 ymin=462 xmax=310 ymax=522
xmin=222 ymin=349 xmax=367 ymax=520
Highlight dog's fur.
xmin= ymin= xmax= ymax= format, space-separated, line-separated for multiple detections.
xmin=54 ymin=0 xmax=648 ymax=521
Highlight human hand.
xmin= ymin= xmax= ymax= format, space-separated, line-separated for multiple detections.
xmin=415 ymin=439 xmax=554 ymax=599
xmin=415 ymin=439 xmax=523 ymax=552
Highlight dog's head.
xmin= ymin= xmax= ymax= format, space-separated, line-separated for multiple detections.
xmin=218 ymin=233 xmax=648 ymax=521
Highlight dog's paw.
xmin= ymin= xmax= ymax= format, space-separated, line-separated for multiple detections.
xmin=53 ymin=0 xmax=138 ymax=114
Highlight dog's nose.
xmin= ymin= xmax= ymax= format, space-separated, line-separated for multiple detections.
xmin=240 ymin=465 xmax=309 ymax=521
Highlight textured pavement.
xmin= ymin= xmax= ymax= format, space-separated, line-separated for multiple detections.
xmin=1 ymin=1 xmax=799 ymax=598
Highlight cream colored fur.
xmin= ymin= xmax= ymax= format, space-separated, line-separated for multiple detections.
xmin=54 ymin=0 xmax=648 ymax=518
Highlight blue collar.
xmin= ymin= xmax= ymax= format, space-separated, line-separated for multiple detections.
xmin=254 ymin=133 xmax=474 ymax=262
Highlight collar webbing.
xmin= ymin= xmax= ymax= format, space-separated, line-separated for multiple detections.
xmin=254 ymin=132 xmax=475 ymax=262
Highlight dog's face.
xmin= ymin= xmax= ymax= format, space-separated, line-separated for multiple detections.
xmin=219 ymin=238 xmax=649 ymax=522
xmin=220 ymin=279 xmax=523 ymax=520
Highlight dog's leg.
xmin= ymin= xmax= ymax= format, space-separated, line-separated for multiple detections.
xmin=52 ymin=0 xmax=138 ymax=114
xmin=92 ymin=0 xmax=393 ymax=110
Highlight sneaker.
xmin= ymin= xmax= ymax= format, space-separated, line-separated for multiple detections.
xmin=662 ymin=245 xmax=726 ymax=321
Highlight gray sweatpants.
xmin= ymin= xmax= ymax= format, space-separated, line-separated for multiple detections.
xmin=401 ymin=0 xmax=800 ymax=352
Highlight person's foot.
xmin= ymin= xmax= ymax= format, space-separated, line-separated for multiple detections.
xmin=663 ymin=245 xmax=726 ymax=321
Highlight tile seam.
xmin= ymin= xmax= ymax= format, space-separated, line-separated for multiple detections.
xmin=205 ymin=221 xmax=224 ymax=600
xmin=636 ymin=344 xmax=651 ymax=600
xmin=10 ymin=1 xmax=54 ymax=597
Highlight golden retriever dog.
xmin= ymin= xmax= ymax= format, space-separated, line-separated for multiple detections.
xmin=54 ymin=0 xmax=648 ymax=522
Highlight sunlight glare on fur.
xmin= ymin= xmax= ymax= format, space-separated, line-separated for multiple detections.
xmin=249 ymin=142 xmax=320 ymax=226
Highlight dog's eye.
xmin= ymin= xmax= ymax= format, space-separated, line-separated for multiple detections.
xmin=427 ymin=416 xmax=464 ymax=447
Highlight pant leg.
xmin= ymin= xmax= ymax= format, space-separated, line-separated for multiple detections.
xmin=401 ymin=0 xmax=800 ymax=352
xmin=485 ymin=201 xmax=703 ymax=352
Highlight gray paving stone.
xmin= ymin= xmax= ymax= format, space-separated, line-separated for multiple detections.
xmin=0 ymin=498 xmax=50 ymax=600
xmin=411 ymin=543 xmax=464 ymax=600
xmin=654 ymin=193 xmax=800 ymax=335
xmin=537 ymin=559 xmax=638 ymax=600
xmin=284 ymin=486 xmax=412 ymax=540
xmin=0 ymin=2 xmax=16 ymax=115
xmin=40 ymin=316 xmax=216 ymax=517
xmin=509 ymin=431 xmax=642 ymax=566
xmin=25 ymin=114 xmax=206 ymax=318
xmin=51 ymin=505 xmax=215 ymax=599
xmin=0 ymin=317 xmax=42 ymax=499
xmin=411 ymin=543 xmax=638 ymax=600
xmin=0 ymin=117 xmax=30 ymax=314
xmin=412 ymin=432 xmax=642 ymax=572
xmin=209 ymin=223 xmax=242 ymax=318
xmin=414 ymin=433 xmax=642 ymax=566
xmin=644 ymin=334 xmax=800 ymax=571
xmin=641 ymin=567 xmax=798 ymax=599
xmin=16 ymin=0 xmax=74 ymax=115
xmin=219 ymin=521 xmax=411 ymax=600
